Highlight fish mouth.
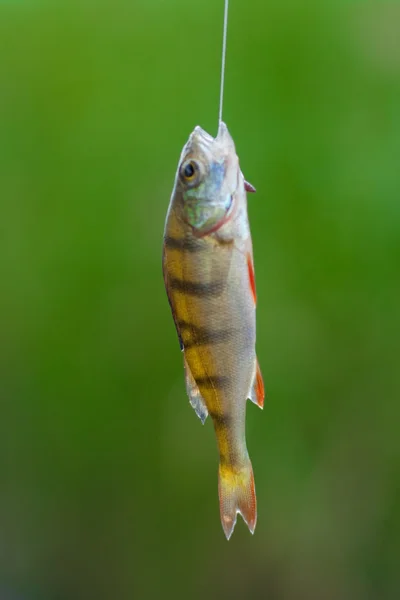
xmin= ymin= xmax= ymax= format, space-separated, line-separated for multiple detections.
xmin=187 ymin=126 xmax=214 ymax=155
xmin=184 ymin=121 xmax=234 ymax=160
xmin=191 ymin=121 xmax=228 ymax=143
xmin=193 ymin=125 xmax=214 ymax=142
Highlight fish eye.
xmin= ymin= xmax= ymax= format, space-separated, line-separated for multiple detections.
xmin=184 ymin=163 xmax=195 ymax=178
xmin=180 ymin=159 xmax=200 ymax=185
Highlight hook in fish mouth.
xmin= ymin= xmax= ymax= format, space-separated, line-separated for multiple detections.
xmin=216 ymin=121 xmax=229 ymax=139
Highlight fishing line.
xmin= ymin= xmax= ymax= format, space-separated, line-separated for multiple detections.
xmin=218 ymin=0 xmax=229 ymax=126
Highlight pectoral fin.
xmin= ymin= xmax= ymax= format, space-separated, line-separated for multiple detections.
xmin=244 ymin=180 xmax=256 ymax=193
xmin=184 ymin=357 xmax=208 ymax=424
xmin=249 ymin=358 xmax=264 ymax=409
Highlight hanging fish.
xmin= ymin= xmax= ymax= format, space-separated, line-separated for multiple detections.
xmin=163 ymin=121 xmax=264 ymax=539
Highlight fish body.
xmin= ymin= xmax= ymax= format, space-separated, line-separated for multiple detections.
xmin=163 ymin=122 xmax=264 ymax=539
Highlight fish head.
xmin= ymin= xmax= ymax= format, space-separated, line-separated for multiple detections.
xmin=176 ymin=121 xmax=240 ymax=236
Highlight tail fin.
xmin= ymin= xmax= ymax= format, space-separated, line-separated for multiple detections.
xmin=218 ymin=459 xmax=257 ymax=540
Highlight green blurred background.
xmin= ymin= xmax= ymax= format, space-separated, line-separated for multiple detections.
xmin=0 ymin=0 xmax=399 ymax=598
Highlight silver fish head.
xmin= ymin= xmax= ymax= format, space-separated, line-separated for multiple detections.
xmin=176 ymin=121 xmax=240 ymax=236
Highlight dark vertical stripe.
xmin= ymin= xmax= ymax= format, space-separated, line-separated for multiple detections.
xmin=194 ymin=375 xmax=230 ymax=390
xmin=168 ymin=277 xmax=224 ymax=297
xmin=177 ymin=320 xmax=233 ymax=348
xmin=209 ymin=410 xmax=231 ymax=429
xmin=164 ymin=236 xmax=205 ymax=253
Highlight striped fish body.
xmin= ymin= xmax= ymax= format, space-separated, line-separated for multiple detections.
xmin=163 ymin=122 xmax=264 ymax=539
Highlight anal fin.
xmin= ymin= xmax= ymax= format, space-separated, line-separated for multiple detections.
xmin=249 ymin=358 xmax=265 ymax=409
xmin=184 ymin=357 xmax=208 ymax=424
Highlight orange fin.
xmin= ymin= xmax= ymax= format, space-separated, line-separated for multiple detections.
xmin=247 ymin=253 xmax=257 ymax=305
xmin=249 ymin=358 xmax=265 ymax=409
xmin=218 ymin=459 xmax=257 ymax=540
xmin=184 ymin=357 xmax=208 ymax=424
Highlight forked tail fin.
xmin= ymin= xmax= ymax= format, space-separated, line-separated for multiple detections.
xmin=218 ymin=459 xmax=257 ymax=540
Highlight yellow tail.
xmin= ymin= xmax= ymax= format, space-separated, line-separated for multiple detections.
xmin=218 ymin=459 xmax=257 ymax=540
